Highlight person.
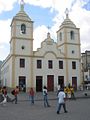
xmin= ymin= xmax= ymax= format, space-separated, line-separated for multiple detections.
xmin=43 ymin=86 xmax=50 ymax=107
xmin=0 ymin=86 xmax=7 ymax=106
xmin=57 ymin=88 xmax=68 ymax=114
xmin=64 ymin=86 xmax=68 ymax=98
xmin=0 ymin=95 xmax=7 ymax=106
xmin=2 ymin=86 xmax=7 ymax=97
xmin=0 ymin=87 xmax=2 ymax=94
xmin=70 ymin=86 xmax=76 ymax=100
xmin=67 ymin=86 xmax=71 ymax=99
xmin=57 ymin=84 xmax=61 ymax=95
xmin=11 ymin=86 xmax=19 ymax=104
xmin=29 ymin=87 xmax=35 ymax=104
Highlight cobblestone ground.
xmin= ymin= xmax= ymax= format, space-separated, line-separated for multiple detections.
xmin=0 ymin=98 xmax=90 ymax=120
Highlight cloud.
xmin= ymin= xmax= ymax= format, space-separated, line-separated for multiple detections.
xmin=0 ymin=0 xmax=17 ymax=13
xmin=0 ymin=19 xmax=11 ymax=60
xmin=33 ymin=25 xmax=48 ymax=50
xmin=25 ymin=0 xmax=54 ymax=8
xmin=0 ymin=43 xmax=10 ymax=61
xmin=0 ymin=19 xmax=11 ymax=44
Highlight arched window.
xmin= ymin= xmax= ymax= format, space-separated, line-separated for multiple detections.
xmin=70 ymin=31 xmax=74 ymax=40
xmin=21 ymin=24 xmax=26 ymax=34
xmin=60 ymin=32 xmax=62 ymax=41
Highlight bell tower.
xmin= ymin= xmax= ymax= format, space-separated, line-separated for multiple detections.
xmin=57 ymin=8 xmax=81 ymax=88
xmin=10 ymin=0 xmax=33 ymax=56
xmin=10 ymin=0 xmax=34 ymax=89
xmin=57 ymin=8 xmax=81 ymax=59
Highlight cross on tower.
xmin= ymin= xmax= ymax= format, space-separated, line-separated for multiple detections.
xmin=20 ymin=0 xmax=25 ymax=11
xmin=21 ymin=0 xmax=24 ymax=4
xmin=65 ymin=8 xmax=69 ymax=18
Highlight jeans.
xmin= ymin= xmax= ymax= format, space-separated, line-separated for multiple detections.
xmin=57 ymin=103 xmax=67 ymax=113
xmin=43 ymin=95 xmax=49 ymax=107
xmin=29 ymin=95 xmax=34 ymax=104
xmin=12 ymin=95 xmax=17 ymax=104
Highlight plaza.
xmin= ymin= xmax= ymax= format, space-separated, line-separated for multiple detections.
xmin=0 ymin=92 xmax=90 ymax=120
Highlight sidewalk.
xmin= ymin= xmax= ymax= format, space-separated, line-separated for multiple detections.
xmin=8 ymin=90 xmax=90 ymax=102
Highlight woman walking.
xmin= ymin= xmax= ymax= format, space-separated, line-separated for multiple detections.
xmin=29 ymin=87 xmax=35 ymax=104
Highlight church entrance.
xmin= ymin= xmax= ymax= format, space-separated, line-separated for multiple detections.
xmin=47 ymin=75 xmax=54 ymax=91
xmin=58 ymin=76 xmax=64 ymax=88
xmin=19 ymin=76 xmax=26 ymax=92
xmin=36 ymin=76 xmax=43 ymax=92
xmin=72 ymin=77 xmax=77 ymax=90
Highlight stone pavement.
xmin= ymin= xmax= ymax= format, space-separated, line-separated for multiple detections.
xmin=0 ymin=90 xmax=90 ymax=120
xmin=11 ymin=90 xmax=90 ymax=101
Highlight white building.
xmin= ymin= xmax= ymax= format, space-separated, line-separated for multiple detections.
xmin=1 ymin=2 xmax=81 ymax=92
xmin=0 ymin=61 xmax=3 ymax=86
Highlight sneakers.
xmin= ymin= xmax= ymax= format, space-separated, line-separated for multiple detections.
xmin=47 ymin=105 xmax=51 ymax=107
xmin=57 ymin=111 xmax=68 ymax=114
xmin=57 ymin=111 xmax=59 ymax=114
xmin=64 ymin=110 xmax=68 ymax=113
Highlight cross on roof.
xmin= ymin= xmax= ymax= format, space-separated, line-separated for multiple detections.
xmin=65 ymin=8 xmax=69 ymax=18
xmin=20 ymin=0 xmax=24 ymax=11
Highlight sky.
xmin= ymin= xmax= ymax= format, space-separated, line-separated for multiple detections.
xmin=0 ymin=0 xmax=90 ymax=61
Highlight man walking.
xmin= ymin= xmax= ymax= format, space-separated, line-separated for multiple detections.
xmin=43 ymin=86 xmax=50 ymax=107
xmin=57 ymin=88 xmax=68 ymax=114
xmin=11 ymin=86 xmax=19 ymax=104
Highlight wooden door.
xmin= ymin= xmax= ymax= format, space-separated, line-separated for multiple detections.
xmin=58 ymin=76 xmax=64 ymax=89
xmin=19 ymin=76 xmax=26 ymax=92
xmin=72 ymin=77 xmax=77 ymax=90
xmin=36 ymin=76 xmax=42 ymax=92
xmin=47 ymin=75 xmax=54 ymax=91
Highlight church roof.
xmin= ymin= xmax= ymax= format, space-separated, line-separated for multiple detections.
xmin=60 ymin=8 xmax=76 ymax=29
xmin=12 ymin=0 xmax=32 ymax=22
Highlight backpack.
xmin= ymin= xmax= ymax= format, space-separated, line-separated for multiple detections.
xmin=11 ymin=90 xmax=15 ymax=95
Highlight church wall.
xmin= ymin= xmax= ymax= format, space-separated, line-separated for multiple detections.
xmin=1 ymin=57 xmax=12 ymax=87
xmin=14 ymin=56 xmax=32 ymax=88
xmin=33 ymin=52 xmax=67 ymax=91
xmin=15 ymin=21 xmax=33 ymax=39
xmin=66 ymin=45 xmax=80 ymax=58
xmin=66 ymin=28 xmax=80 ymax=43
xmin=15 ymin=39 xmax=33 ymax=55
xmin=67 ymin=60 xmax=81 ymax=86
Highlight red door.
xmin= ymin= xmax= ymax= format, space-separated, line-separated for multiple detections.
xmin=47 ymin=75 xmax=54 ymax=91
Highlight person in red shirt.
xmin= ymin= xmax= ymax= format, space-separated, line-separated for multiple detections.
xmin=2 ymin=86 xmax=7 ymax=97
xmin=29 ymin=87 xmax=35 ymax=104
xmin=12 ymin=86 xmax=19 ymax=104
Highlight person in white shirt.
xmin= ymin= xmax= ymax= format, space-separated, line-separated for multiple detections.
xmin=0 ymin=95 xmax=7 ymax=106
xmin=43 ymin=86 xmax=50 ymax=107
xmin=57 ymin=88 xmax=68 ymax=114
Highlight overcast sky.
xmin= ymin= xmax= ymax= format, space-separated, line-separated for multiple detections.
xmin=0 ymin=0 xmax=90 ymax=61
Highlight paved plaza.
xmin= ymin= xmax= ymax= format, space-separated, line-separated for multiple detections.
xmin=0 ymin=91 xmax=90 ymax=120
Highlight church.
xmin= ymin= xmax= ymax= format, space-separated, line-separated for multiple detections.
xmin=1 ymin=1 xmax=81 ymax=92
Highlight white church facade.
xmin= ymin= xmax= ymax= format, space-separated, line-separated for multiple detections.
xmin=1 ymin=2 xmax=81 ymax=92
